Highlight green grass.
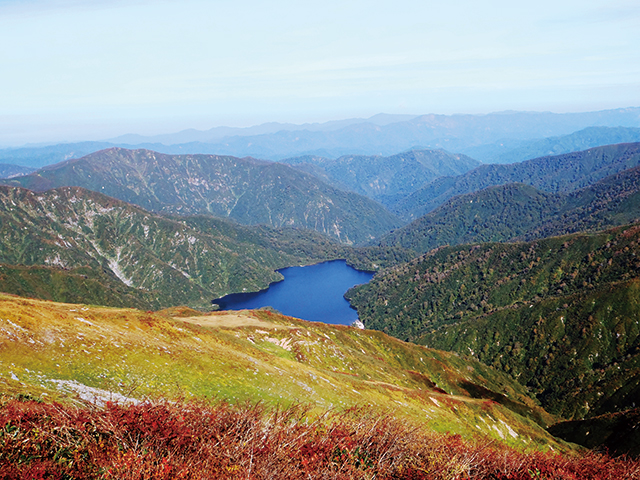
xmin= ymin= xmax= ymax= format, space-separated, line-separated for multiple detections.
xmin=0 ymin=293 xmax=567 ymax=451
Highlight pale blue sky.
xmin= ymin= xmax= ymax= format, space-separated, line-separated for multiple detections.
xmin=1 ymin=0 xmax=639 ymax=145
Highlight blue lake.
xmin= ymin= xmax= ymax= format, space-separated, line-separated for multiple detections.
xmin=212 ymin=260 xmax=373 ymax=325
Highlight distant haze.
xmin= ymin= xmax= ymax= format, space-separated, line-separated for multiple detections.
xmin=1 ymin=0 xmax=639 ymax=146
xmin=2 ymin=110 xmax=640 ymax=169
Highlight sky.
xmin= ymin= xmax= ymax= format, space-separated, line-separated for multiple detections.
xmin=1 ymin=0 xmax=639 ymax=146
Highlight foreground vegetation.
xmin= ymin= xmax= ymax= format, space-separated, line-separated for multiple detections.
xmin=0 ymin=293 xmax=568 ymax=448
xmin=2 ymin=397 xmax=639 ymax=480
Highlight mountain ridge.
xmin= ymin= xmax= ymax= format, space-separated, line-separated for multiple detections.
xmin=395 ymin=142 xmax=640 ymax=220
xmin=2 ymin=148 xmax=402 ymax=245
xmin=3 ymin=107 xmax=640 ymax=167
xmin=381 ymin=165 xmax=640 ymax=253
xmin=282 ymin=149 xmax=480 ymax=207
xmin=462 ymin=126 xmax=640 ymax=164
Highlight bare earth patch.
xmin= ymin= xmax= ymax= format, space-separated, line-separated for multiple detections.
xmin=177 ymin=311 xmax=290 ymax=329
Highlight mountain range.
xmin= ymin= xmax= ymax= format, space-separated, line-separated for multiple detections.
xmin=2 ymin=148 xmax=401 ymax=245
xmin=381 ymin=165 xmax=640 ymax=254
xmin=2 ymin=108 xmax=640 ymax=169
xmin=102 ymin=107 xmax=640 ymax=159
xmin=395 ymin=142 xmax=640 ymax=220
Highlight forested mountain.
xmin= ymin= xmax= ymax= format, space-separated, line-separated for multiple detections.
xmin=282 ymin=149 xmax=479 ymax=207
xmin=347 ymin=224 xmax=640 ymax=420
xmin=381 ymin=166 xmax=640 ymax=253
xmin=462 ymin=126 xmax=640 ymax=164
xmin=395 ymin=142 xmax=640 ymax=220
xmin=0 ymin=186 xmax=407 ymax=310
xmin=2 ymin=148 xmax=401 ymax=245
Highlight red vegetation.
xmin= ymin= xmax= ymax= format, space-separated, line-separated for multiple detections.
xmin=0 ymin=397 xmax=638 ymax=479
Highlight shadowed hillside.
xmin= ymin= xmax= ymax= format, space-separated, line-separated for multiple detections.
xmin=380 ymin=166 xmax=640 ymax=254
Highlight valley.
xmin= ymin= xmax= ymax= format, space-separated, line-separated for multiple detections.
xmin=3 ymin=126 xmax=640 ymax=471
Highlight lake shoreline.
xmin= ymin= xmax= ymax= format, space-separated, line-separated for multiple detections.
xmin=211 ymin=260 xmax=374 ymax=325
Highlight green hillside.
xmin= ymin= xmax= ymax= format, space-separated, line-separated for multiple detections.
xmin=395 ymin=142 xmax=640 ymax=220
xmin=0 ymin=186 xmax=408 ymax=310
xmin=381 ymin=183 xmax=562 ymax=253
xmin=0 ymin=293 xmax=564 ymax=449
xmin=380 ymin=166 xmax=640 ymax=254
xmin=347 ymin=224 xmax=640 ymax=420
xmin=2 ymin=148 xmax=401 ymax=245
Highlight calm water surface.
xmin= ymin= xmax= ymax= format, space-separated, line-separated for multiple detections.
xmin=212 ymin=260 xmax=373 ymax=325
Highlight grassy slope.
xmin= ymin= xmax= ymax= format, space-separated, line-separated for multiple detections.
xmin=348 ymin=224 xmax=640 ymax=420
xmin=0 ymin=293 xmax=567 ymax=451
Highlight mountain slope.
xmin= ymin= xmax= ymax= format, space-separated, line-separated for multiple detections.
xmin=0 ymin=185 xmax=402 ymax=310
xmin=395 ymin=142 xmax=640 ymax=220
xmin=0 ymin=293 xmax=563 ymax=448
xmin=381 ymin=183 xmax=563 ymax=253
xmin=381 ymin=166 xmax=640 ymax=254
xmin=347 ymin=224 xmax=640 ymax=420
xmin=283 ymin=149 xmax=480 ymax=207
xmin=3 ymin=148 xmax=401 ymax=245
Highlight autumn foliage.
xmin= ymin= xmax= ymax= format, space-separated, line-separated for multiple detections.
xmin=1 ymin=397 xmax=638 ymax=480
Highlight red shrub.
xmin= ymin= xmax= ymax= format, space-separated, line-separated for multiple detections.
xmin=0 ymin=397 xmax=639 ymax=479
